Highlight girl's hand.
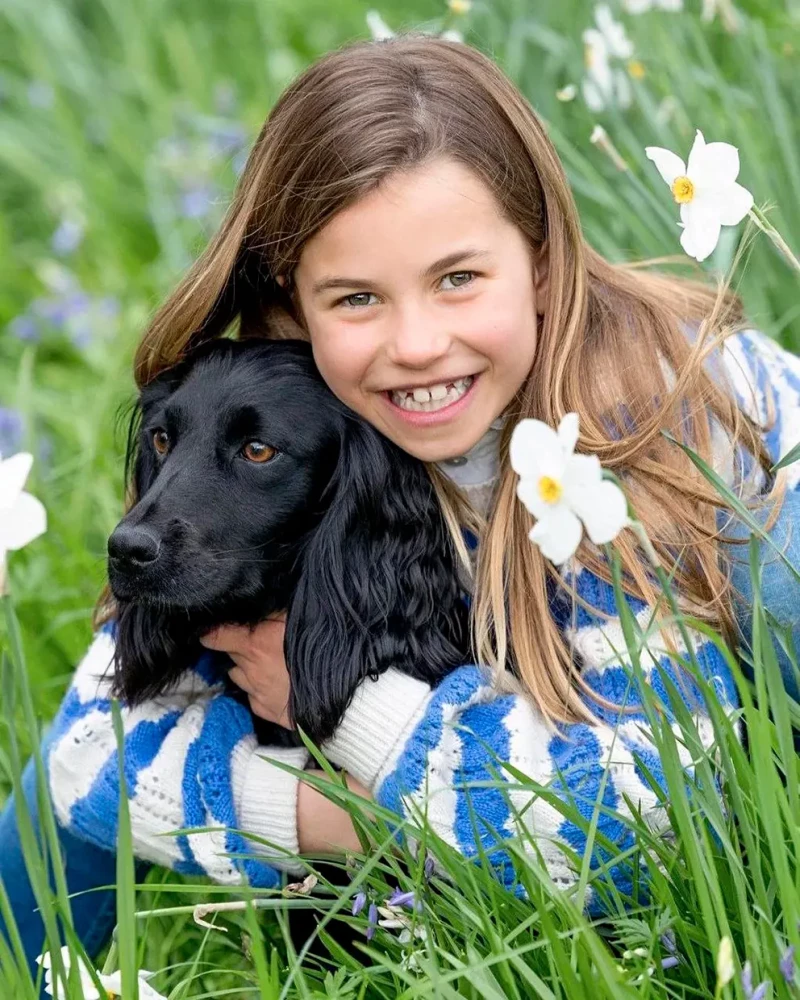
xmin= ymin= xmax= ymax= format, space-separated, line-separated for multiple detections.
xmin=199 ymin=611 xmax=294 ymax=730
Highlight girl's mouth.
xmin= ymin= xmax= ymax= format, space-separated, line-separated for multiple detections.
xmin=382 ymin=373 xmax=480 ymax=426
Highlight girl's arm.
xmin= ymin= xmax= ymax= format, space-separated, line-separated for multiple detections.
xmin=321 ymin=585 xmax=741 ymax=917
xmin=46 ymin=624 xmax=310 ymax=884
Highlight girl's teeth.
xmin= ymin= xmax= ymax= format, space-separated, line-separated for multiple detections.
xmin=391 ymin=376 xmax=474 ymax=412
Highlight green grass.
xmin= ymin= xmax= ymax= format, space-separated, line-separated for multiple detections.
xmin=1 ymin=0 xmax=800 ymax=995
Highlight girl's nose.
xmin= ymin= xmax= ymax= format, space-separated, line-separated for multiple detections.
xmin=385 ymin=304 xmax=452 ymax=369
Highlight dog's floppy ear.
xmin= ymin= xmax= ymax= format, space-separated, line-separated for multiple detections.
xmin=110 ymin=603 xmax=202 ymax=705
xmin=285 ymin=416 xmax=470 ymax=746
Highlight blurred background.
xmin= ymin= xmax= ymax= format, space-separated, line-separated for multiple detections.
xmin=1 ymin=0 xmax=798 ymax=776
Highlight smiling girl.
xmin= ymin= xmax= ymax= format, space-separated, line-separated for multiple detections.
xmin=4 ymin=33 xmax=800 ymax=975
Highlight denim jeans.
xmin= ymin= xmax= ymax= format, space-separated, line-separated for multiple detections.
xmin=0 ymin=732 xmax=151 ymax=995
xmin=3 ymin=493 xmax=800 ymax=987
xmin=718 ymin=487 xmax=800 ymax=705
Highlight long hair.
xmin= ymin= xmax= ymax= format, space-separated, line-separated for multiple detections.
xmin=95 ymin=35 xmax=783 ymax=729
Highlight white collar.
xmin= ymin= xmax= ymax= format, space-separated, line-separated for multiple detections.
xmin=435 ymin=414 xmax=506 ymax=487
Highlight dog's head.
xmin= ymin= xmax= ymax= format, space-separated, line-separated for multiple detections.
xmin=108 ymin=338 xmax=470 ymax=744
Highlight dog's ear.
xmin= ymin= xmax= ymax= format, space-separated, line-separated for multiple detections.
xmin=109 ymin=602 xmax=201 ymax=705
xmin=285 ymin=416 xmax=470 ymax=746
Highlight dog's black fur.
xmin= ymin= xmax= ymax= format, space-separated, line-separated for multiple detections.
xmin=106 ymin=338 xmax=470 ymax=748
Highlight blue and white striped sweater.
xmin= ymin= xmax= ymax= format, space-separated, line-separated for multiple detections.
xmin=45 ymin=328 xmax=800 ymax=915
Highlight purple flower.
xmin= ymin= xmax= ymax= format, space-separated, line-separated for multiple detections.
xmin=780 ymin=945 xmax=795 ymax=985
xmin=387 ymin=888 xmax=423 ymax=913
xmin=9 ymin=314 xmax=39 ymax=342
xmin=51 ymin=218 xmax=85 ymax=256
xmin=179 ymin=183 xmax=216 ymax=220
xmin=0 ymin=407 xmax=24 ymax=456
xmin=660 ymin=929 xmax=677 ymax=955
xmin=742 ymin=960 xmax=771 ymax=1000
xmin=351 ymin=891 xmax=366 ymax=917
xmin=423 ymin=855 xmax=435 ymax=880
xmin=366 ymin=902 xmax=378 ymax=941
xmin=208 ymin=121 xmax=247 ymax=157
xmin=661 ymin=956 xmax=680 ymax=970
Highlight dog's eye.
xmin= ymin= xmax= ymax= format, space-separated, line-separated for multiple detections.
xmin=242 ymin=441 xmax=276 ymax=464
xmin=152 ymin=430 xmax=170 ymax=456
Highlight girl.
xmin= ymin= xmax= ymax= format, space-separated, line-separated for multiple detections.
xmin=3 ymin=33 xmax=800 ymax=979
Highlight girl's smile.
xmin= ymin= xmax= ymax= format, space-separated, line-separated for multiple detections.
xmin=290 ymin=157 xmax=549 ymax=464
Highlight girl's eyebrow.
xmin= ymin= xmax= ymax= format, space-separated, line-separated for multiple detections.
xmin=310 ymin=247 xmax=493 ymax=297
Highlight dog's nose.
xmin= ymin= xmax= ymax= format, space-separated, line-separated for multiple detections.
xmin=108 ymin=525 xmax=161 ymax=566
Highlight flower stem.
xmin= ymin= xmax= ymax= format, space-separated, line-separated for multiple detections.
xmin=748 ymin=207 xmax=800 ymax=274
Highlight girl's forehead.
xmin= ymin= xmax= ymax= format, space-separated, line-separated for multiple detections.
xmin=296 ymin=160 xmax=509 ymax=273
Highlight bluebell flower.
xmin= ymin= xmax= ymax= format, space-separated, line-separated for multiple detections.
xmin=207 ymin=120 xmax=247 ymax=158
xmin=387 ymin=888 xmax=424 ymax=913
xmin=742 ymin=959 xmax=771 ymax=1000
xmin=366 ymin=902 xmax=378 ymax=941
xmin=780 ymin=945 xmax=795 ymax=986
xmin=351 ymin=891 xmax=367 ymax=917
xmin=8 ymin=314 xmax=39 ymax=342
xmin=51 ymin=218 xmax=85 ymax=256
xmin=180 ymin=183 xmax=216 ymax=220
xmin=0 ymin=408 xmax=24 ymax=456
xmin=661 ymin=956 xmax=679 ymax=970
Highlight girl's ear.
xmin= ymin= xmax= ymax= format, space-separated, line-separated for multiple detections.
xmin=284 ymin=418 xmax=470 ymax=746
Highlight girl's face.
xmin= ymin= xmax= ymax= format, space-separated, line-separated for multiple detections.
xmin=291 ymin=157 xmax=547 ymax=463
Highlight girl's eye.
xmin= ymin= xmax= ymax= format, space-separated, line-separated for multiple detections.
xmin=152 ymin=430 xmax=170 ymax=456
xmin=242 ymin=441 xmax=277 ymax=464
xmin=440 ymin=270 xmax=476 ymax=290
xmin=336 ymin=271 xmax=476 ymax=310
xmin=340 ymin=292 xmax=378 ymax=309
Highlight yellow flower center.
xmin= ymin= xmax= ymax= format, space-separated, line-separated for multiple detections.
xmin=538 ymin=476 xmax=562 ymax=504
xmin=448 ymin=0 xmax=471 ymax=12
xmin=671 ymin=175 xmax=694 ymax=204
xmin=627 ymin=59 xmax=645 ymax=79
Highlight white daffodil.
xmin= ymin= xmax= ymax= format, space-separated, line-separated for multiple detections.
xmin=0 ymin=452 xmax=47 ymax=596
xmin=366 ymin=10 xmax=394 ymax=40
xmin=510 ymin=413 xmax=629 ymax=566
xmin=593 ymin=4 xmax=635 ymax=58
xmin=645 ymin=129 xmax=753 ymax=262
xmin=623 ymin=0 xmax=683 ymax=12
xmin=37 ymin=946 xmax=166 ymax=1000
xmin=582 ymin=7 xmax=634 ymax=111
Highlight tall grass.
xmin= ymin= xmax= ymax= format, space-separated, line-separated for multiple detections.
xmin=1 ymin=0 xmax=799 ymax=994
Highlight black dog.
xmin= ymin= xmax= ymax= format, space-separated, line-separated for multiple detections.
xmin=106 ymin=338 xmax=470 ymax=748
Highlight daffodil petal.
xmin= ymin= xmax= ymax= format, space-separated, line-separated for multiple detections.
xmin=529 ymin=505 xmax=583 ymax=565
xmin=582 ymin=75 xmax=608 ymax=112
xmin=570 ymin=480 xmax=629 ymax=545
xmin=679 ymin=200 xmax=722 ymax=262
xmin=685 ymin=129 xmax=707 ymax=177
xmin=557 ymin=412 xmax=580 ymax=455
xmin=509 ymin=418 xmax=565 ymax=480
xmin=0 ymin=452 xmax=33 ymax=510
xmin=562 ymin=452 xmax=603 ymax=493
xmin=709 ymin=182 xmax=754 ymax=226
xmin=644 ymin=146 xmax=686 ymax=187
xmin=689 ymin=139 xmax=741 ymax=189
xmin=0 ymin=492 xmax=47 ymax=551
xmin=516 ymin=478 xmax=552 ymax=521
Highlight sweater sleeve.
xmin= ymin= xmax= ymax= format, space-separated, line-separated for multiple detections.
xmin=323 ymin=573 xmax=741 ymax=918
xmin=46 ymin=622 xmax=310 ymax=883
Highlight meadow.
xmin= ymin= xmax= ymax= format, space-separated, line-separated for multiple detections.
xmin=1 ymin=0 xmax=800 ymax=995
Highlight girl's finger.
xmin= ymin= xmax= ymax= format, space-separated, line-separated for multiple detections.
xmin=199 ymin=624 xmax=248 ymax=653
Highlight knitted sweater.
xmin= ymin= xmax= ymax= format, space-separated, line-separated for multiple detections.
xmin=45 ymin=328 xmax=800 ymax=915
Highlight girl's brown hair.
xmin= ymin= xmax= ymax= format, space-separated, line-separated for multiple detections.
xmin=96 ymin=35 xmax=784 ymax=729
